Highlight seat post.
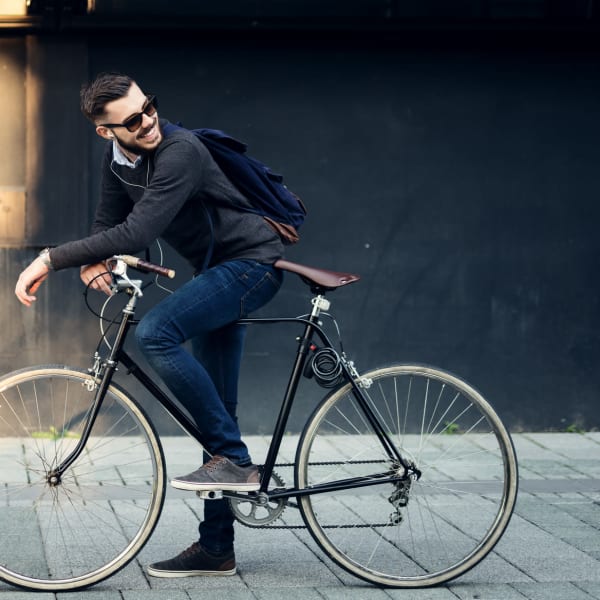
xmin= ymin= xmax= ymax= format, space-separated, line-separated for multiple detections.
xmin=310 ymin=294 xmax=331 ymax=318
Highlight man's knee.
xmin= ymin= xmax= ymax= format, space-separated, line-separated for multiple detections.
xmin=134 ymin=317 xmax=153 ymax=351
xmin=135 ymin=315 xmax=174 ymax=352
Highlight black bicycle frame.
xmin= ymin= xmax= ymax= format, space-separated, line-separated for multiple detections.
xmin=53 ymin=288 xmax=409 ymax=496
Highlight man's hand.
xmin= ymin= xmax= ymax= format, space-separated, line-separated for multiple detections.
xmin=80 ymin=262 xmax=113 ymax=296
xmin=15 ymin=257 xmax=50 ymax=307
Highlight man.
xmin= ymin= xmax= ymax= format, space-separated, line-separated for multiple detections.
xmin=15 ymin=72 xmax=285 ymax=577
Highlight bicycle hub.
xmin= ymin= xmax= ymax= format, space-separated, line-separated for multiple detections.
xmin=47 ymin=471 xmax=62 ymax=487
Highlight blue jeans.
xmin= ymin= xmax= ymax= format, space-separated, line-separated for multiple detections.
xmin=135 ymin=259 xmax=283 ymax=553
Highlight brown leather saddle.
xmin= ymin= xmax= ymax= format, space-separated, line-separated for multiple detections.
xmin=274 ymin=259 xmax=360 ymax=292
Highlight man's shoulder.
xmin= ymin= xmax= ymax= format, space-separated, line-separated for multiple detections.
xmin=158 ymin=121 xmax=210 ymax=159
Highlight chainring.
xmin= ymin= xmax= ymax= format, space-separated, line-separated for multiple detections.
xmin=229 ymin=470 xmax=287 ymax=527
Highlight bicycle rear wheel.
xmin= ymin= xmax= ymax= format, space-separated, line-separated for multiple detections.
xmin=0 ymin=366 xmax=166 ymax=591
xmin=296 ymin=364 xmax=518 ymax=587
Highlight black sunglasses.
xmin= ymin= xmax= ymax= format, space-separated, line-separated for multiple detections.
xmin=101 ymin=94 xmax=158 ymax=133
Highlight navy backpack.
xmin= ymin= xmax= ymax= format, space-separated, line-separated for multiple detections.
xmin=162 ymin=122 xmax=306 ymax=245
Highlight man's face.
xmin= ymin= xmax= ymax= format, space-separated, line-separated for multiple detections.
xmin=96 ymin=82 xmax=162 ymax=155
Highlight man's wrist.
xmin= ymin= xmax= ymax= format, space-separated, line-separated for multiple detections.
xmin=38 ymin=247 xmax=54 ymax=270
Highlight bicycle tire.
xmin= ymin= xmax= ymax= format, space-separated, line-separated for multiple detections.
xmin=0 ymin=365 xmax=166 ymax=591
xmin=296 ymin=364 xmax=518 ymax=587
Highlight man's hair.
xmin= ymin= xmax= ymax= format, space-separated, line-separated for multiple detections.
xmin=80 ymin=72 xmax=135 ymax=123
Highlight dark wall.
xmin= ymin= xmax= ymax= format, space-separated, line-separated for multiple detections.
xmin=1 ymin=32 xmax=599 ymax=434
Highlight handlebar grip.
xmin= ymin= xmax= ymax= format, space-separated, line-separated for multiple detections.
xmin=118 ymin=255 xmax=176 ymax=279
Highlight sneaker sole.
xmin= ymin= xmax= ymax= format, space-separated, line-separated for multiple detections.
xmin=170 ymin=479 xmax=260 ymax=492
xmin=147 ymin=566 xmax=236 ymax=578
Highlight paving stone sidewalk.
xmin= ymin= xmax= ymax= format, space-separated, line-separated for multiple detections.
xmin=1 ymin=432 xmax=598 ymax=600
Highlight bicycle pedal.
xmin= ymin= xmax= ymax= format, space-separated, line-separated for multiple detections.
xmin=195 ymin=490 xmax=224 ymax=500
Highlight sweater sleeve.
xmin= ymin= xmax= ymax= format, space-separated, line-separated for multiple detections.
xmin=49 ymin=137 xmax=209 ymax=271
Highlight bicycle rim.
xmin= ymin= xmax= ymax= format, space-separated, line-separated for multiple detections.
xmin=296 ymin=364 xmax=518 ymax=587
xmin=0 ymin=366 xmax=166 ymax=591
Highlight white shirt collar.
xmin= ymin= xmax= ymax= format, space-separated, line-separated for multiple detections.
xmin=112 ymin=140 xmax=143 ymax=169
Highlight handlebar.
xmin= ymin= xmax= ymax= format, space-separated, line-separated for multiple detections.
xmin=114 ymin=255 xmax=176 ymax=279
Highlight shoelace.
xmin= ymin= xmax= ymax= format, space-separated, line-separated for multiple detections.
xmin=203 ymin=456 xmax=228 ymax=473
xmin=180 ymin=542 xmax=203 ymax=558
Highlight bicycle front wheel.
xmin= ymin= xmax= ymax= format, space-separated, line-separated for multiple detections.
xmin=296 ymin=364 xmax=518 ymax=587
xmin=0 ymin=366 xmax=166 ymax=591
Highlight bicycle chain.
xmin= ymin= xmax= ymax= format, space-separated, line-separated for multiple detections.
xmin=237 ymin=515 xmax=390 ymax=530
xmin=235 ymin=460 xmax=395 ymax=530
xmin=269 ymin=459 xmax=387 ymax=468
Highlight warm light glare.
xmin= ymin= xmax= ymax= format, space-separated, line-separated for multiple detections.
xmin=1 ymin=0 xmax=27 ymax=16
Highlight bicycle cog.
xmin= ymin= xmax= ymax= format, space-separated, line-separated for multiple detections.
xmin=229 ymin=470 xmax=286 ymax=527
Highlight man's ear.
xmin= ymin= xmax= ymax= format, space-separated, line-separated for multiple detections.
xmin=96 ymin=125 xmax=114 ymax=141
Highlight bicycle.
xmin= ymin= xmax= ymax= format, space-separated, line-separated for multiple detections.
xmin=0 ymin=255 xmax=518 ymax=591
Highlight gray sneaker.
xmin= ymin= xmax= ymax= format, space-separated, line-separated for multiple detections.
xmin=171 ymin=455 xmax=260 ymax=492
xmin=147 ymin=542 xmax=236 ymax=578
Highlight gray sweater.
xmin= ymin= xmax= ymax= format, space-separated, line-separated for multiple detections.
xmin=49 ymin=121 xmax=284 ymax=272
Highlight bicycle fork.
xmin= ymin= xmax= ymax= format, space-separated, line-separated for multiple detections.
xmin=47 ymin=284 xmax=140 ymax=486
